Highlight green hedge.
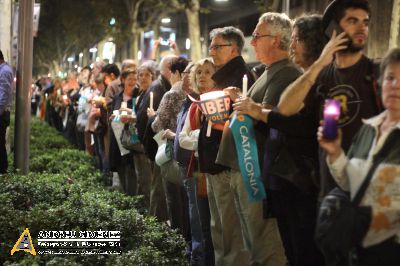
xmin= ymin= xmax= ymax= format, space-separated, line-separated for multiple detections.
xmin=0 ymin=118 xmax=187 ymax=265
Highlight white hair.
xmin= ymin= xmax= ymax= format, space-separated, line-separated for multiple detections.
xmin=259 ymin=12 xmax=293 ymax=51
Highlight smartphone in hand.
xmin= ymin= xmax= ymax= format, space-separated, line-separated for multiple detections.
xmin=324 ymin=20 xmax=352 ymax=47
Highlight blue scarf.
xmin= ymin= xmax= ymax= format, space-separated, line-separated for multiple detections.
xmin=229 ymin=113 xmax=266 ymax=202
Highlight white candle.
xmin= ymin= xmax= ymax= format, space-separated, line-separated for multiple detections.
xmin=121 ymin=111 xmax=128 ymax=116
xmin=206 ymin=120 xmax=212 ymax=137
xmin=242 ymin=74 xmax=248 ymax=97
xmin=121 ymin=101 xmax=127 ymax=109
xmin=149 ymin=92 xmax=154 ymax=110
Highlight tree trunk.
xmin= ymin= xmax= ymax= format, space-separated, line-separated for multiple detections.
xmin=367 ymin=0 xmax=393 ymax=58
xmin=130 ymin=31 xmax=140 ymax=61
xmin=51 ymin=60 xmax=60 ymax=77
xmin=389 ymin=0 xmax=400 ymax=49
xmin=185 ymin=1 xmax=201 ymax=61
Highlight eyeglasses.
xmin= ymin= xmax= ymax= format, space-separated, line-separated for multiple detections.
xmin=208 ymin=44 xmax=232 ymax=51
xmin=291 ymin=36 xmax=302 ymax=44
xmin=251 ymin=33 xmax=275 ymax=41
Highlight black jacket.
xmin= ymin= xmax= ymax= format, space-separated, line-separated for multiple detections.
xmin=136 ymin=76 xmax=171 ymax=160
xmin=198 ymin=56 xmax=254 ymax=174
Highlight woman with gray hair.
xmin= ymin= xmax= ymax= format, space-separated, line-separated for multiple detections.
xmin=318 ymin=48 xmax=400 ymax=266
xmin=130 ymin=60 xmax=158 ymax=210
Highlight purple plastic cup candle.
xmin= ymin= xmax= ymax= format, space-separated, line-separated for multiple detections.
xmin=323 ymin=99 xmax=341 ymax=140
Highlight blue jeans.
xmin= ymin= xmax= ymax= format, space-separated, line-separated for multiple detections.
xmin=181 ymin=166 xmax=214 ymax=266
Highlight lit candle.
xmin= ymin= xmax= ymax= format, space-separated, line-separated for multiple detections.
xmin=206 ymin=120 xmax=212 ymax=137
xmin=242 ymin=74 xmax=248 ymax=98
xmin=323 ymin=99 xmax=341 ymax=140
xmin=149 ymin=92 xmax=154 ymax=110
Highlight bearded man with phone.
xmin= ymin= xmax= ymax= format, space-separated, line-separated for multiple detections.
xmin=278 ymin=0 xmax=382 ymax=201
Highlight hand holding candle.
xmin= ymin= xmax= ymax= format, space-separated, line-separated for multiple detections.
xmin=149 ymin=92 xmax=154 ymax=110
xmin=62 ymin=95 xmax=69 ymax=104
xmin=242 ymin=74 xmax=248 ymax=98
xmin=322 ymin=99 xmax=341 ymax=140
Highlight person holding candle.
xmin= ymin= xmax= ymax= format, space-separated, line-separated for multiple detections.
xmin=47 ymin=78 xmax=65 ymax=132
xmin=215 ymin=13 xmax=301 ymax=266
xmin=105 ymin=59 xmax=137 ymax=111
xmin=108 ymin=67 xmax=139 ymax=196
xmin=135 ymin=54 xmax=178 ymax=221
xmin=201 ymin=26 xmax=255 ymax=266
xmin=88 ymin=73 xmax=109 ymax=177
xmin=278 ymin=0 xmax=382 ymax=202
xmin=129 ymin=61 xmax=157 ymax=209
xmin=232 ymin=14 xmax=327 ymax=266
xmin=95 ymin=63 xmax=121 ymax=187
xmin=318 ymin=48 xmax=400 ymax=266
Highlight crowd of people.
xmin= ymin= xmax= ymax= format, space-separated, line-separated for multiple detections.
xmin=4 ymin=0 xmax=399 ymax=265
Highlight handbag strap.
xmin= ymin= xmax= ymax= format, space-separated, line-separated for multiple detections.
xmin=353 ymin=129 xmax=400 ymax=205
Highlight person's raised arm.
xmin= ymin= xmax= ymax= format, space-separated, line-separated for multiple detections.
xmin=169 ymin=40 xmax=181 ymax=57
xmin=150 ymin=38 xmax=162 ymax=61
xmin=278 ymin=31 xmax=349 ymax=116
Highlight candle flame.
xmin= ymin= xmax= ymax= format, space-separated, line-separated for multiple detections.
xmin=325 ymin=104 xmax=340 ymax=115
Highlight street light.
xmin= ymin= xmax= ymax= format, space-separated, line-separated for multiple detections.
xmin=89 ymin=47 xmax=97 ymax=63
xmin=79 ymin=52 xmax=83 ymax=67
xmin=67 ymin=57 xmax=74 ymax=70
xmin=161 ymin=18 xmax=171 ymax=24
xmin=186 ymin=38 xmax=191 ymax=50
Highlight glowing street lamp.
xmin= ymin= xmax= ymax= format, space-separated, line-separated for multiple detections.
xmin=186 ymin=38 xmax=191 ymax=50
xmin=161 ymin=18 xmax=171 ymax=24
xmin=78 ymin=52 xmax=83 ymax=66
xmin=89 ymin=47 xmax=97 ymax=63
xmin=67 ymin=57 xmax=74 ymax=70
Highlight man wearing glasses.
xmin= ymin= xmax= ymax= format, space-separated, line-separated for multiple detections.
xmin=216 ymin=13 xmax=302 ymax=266
xmin=199 ymin=26 xmax=254 ymax=266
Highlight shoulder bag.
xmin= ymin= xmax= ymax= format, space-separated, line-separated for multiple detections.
xmin=315 ymin=130 xmax=398 ymax=265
